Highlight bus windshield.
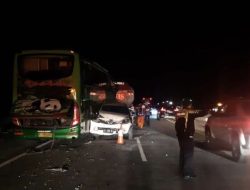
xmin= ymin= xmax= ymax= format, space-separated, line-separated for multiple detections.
xmin=18 ymin=54 xmax=74 ymax=80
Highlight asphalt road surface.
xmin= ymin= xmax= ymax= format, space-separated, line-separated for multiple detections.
xmin=1 ymin=119 xmax=250 ymax=190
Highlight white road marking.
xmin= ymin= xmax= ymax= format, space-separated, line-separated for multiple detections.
xmin=0 ymin=153 xmax=27 ymax=169
xmin=135 ymin=137 xmax=147 ymax=162
xmin=0 ymin=140 xmax=53 ymax=169
xmin=35 ymin=140 xmax=53 ymax=149
xmin=166 ymin=119 xmax=175 ymax=124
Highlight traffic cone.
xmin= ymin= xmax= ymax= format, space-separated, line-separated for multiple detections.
xmin=117 ymin=129 xmax=124 ymax=144
xmin=137 ymin=115 xmax=144 ymax=129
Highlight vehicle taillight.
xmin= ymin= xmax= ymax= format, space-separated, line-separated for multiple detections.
xmin=161 ymin=107 xmax=166 ymax=112
xmin=90 ymin=90 xmax=106 ymax=102
xmin=116 ymin=91 xmax=126 ymax=101
xmin=12 ymin=117 xmax=21 ymax=126
xmin=71 ymin=103 xmax=80 ymax=126
xmin=174 ymin=108 xmax=179 ymax=112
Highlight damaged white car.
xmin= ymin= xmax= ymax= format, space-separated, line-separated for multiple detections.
xmin=90 ymin=103 xmax=133 ymax=139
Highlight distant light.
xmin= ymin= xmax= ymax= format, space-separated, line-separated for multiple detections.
xmin=213 ymin=108 xmax=218 ymax=112
xmin=217 ymin=102 xmax=223 ymax=107
xmin=70 ymin=88 xmax=76 ymax=100
xmin=157 ymin=103 xmax=159 ymax=105
xmin=115 ymin=82 xmax=125 ymax=85
xmin=162 ymin=101 xmax=165 ymax=104
xmin=90 ymin=92 xmax=97 ymax=96
xmin=70 ymin=50 xmax=74 ymax=54
xmin=151 ymin=109 xmax=158 ymax=115
xmin=169 ymin=101 xmax=173 ymax=105
xmin=161 ymin=107 xmax=166 ymax=112
xmin=190 ymin=99 xmax=192 ymax=102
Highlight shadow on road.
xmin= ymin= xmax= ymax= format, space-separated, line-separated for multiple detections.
xmin=194 ymin=140 xmax=236 ymax=162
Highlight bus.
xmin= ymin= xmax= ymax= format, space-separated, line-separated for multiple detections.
xmin=11 ymin=50 xmax=111 ymax=139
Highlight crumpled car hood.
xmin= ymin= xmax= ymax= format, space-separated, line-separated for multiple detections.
xmin=98 ymin=111 xmax=128 ymax=122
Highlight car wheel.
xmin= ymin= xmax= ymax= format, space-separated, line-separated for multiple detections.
xmin=231 ymin=133 xmax=245 ymax=162
xmin=205 ymin=125 xmax=212 ymax=143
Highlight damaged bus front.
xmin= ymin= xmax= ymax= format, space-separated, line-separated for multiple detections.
xmin=11 ymin=50 xmax=81 ymax=139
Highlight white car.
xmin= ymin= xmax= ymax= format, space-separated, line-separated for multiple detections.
xmin=194 ymin=114 xmax=211 ymax=133
xmin=90 ymin=103 xmax=133 ymax=139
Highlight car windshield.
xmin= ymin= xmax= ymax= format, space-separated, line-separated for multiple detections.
xmin=101 ymin=105 xmax=129 ymax=115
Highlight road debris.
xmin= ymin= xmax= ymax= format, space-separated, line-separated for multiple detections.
xmin=46 ymin=164 xmax=69 ymax=173
xmin=74 ymin=183 xmax=84 ymax=190
xmin=84 ymin=141 xmax=92 ymax=145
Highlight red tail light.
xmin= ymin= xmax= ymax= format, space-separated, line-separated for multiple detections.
xmin=71 ymin=103 xmax=80 ymax=126
xmin=90 ymin=90 xmax=106 ymax=102
xmin=12 ymin=117 xmax=21 ymax=126
xmin=14 ymin=131 xmax=24 ymax=136
xmin=161 ymin=107 xmax=166 ymax=112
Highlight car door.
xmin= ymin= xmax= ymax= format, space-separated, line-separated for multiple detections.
xmin=211 ymin=104 xmax=236 ymax=144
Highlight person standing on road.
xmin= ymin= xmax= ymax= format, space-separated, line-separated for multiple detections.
xmin=175 ymin=116 xmax=186 ymax=174
xmin=145 ymin=106 xmax=151 ymax=126
xmin=183 ymin=112 xmax=196 ymax=179
xmin=175 ymin=108 xmax=196 ymax=180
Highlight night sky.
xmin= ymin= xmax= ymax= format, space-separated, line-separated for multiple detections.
xmin=1 ymin=13 xmax=250 ymax=117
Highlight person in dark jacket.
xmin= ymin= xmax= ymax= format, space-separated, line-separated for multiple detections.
xmin=175 ymin=112 xmax=196 ymax=179
xmin=175 ymin=116 xmax=186 ymax=173
xmin=145 ymin=106 xmax=151 ymax=126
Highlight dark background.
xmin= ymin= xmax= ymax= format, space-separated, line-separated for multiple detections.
xmin=1 ymin=9 xmax=250 ymax=117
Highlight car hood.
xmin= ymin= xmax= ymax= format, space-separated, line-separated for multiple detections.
xmin=98 ymin=111 xmax=128 ymax=122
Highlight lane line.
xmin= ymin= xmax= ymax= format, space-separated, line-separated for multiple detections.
xmin=0 ymin=140 xmax=53 ymax=169
xmin=35 ymin=140 xmax=53 ymax=149
xmin=0 ymin=153 xmax=27 ymax=169
xmin=135 ymin=137 xmax=147 ymax=162
xmin=166 ymin=119 xmax=175 ymax=124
